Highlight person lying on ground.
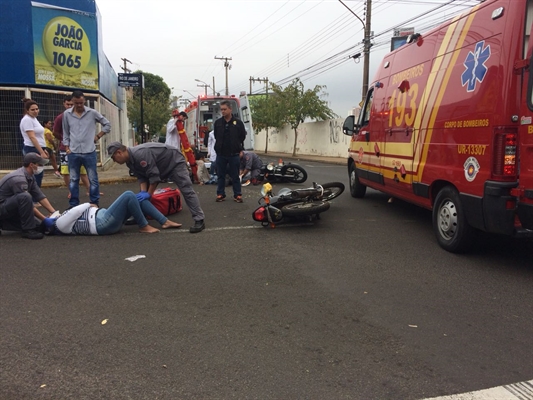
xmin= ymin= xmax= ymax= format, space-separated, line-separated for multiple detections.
xmin=42 ymin=191 xmax=181 ymax=235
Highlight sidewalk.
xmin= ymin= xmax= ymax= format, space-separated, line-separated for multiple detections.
xmin=0 ymin=152 xmax=346 ymax=189
xmin=0 ymin=162 xmax=136 ymax=189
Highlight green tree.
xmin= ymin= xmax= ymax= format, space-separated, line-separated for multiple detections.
xmin=127 ymin=70 xmax=172 ymax=142
xmin=249 ymin=93 xmax=284 ymax=154
xmin=271 ymin=78 xmax=337 ymax=156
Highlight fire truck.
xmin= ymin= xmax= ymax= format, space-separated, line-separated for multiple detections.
xmin=342 ymin=0 xmax=533 ymax=253
xmin=184 ymin=93 xmax=254 ymax=155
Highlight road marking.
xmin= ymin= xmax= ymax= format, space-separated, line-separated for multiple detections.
xmin=119 ymin=222 xmax=315 ymax=236
xmin=423 ymin=379 xmax=533 ymax=400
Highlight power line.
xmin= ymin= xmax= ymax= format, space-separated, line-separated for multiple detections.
xmin=239 ymin=0 xmax=476 ymax=94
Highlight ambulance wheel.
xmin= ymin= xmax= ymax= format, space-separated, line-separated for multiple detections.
xmin=349 ymin=164 xmax=366 ymax=198
xmin=432 ymin=186 xmax=474 ymax=253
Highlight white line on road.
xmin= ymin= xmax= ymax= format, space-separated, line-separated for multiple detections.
xmin=423 ymin=379 xmax=533 ymax=400
xmin=118 ymin=222 xmax=315 ymax=236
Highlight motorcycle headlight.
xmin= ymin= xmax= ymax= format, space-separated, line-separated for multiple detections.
xmin=267 ymin=163 xmax=275 ymax=171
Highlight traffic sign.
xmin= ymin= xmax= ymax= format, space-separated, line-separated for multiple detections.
xmin=118 ymin=73 xmax=143 ymax=87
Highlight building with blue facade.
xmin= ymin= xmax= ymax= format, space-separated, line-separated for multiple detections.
xmin=0 ymin=0 xmax=129 ymax=170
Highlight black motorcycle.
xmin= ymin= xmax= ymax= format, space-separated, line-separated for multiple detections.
xmin=252 ymin=181 xmax=345 ymax=227
xmin=258 ymin=159 xmax=308 ymax=184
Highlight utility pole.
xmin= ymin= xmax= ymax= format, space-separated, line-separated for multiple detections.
xmin=338 ymin=0 xmax=372 ymax=101
xmin=120 ymin=57 xmax=132 ymax=73
xmin=197 ymin=83 xmax=208 ymax=96
xmin=249 ymin=76 xmax=269 ymax=95
xmin=121 ymin=58 xmax=132 ymax=94
xmin=215 ymin=56 xmax=232 ymax=95
xmin=362 ymin=0 xmax=372 ymax=100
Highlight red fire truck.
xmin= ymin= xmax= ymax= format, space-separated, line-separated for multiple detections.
xmin=342 ymin=0 xmax=533 ymax=252
xmin=184 ymin=93 xmax=254 ymax=155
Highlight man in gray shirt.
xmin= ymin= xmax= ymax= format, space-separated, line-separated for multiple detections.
xmin=63 ymin=90 xmax=111 ymax=207
xmin=107 ymin=142 xmax=205 ymax=233
xmin=0 ymin=153 xmax=58 ymax=239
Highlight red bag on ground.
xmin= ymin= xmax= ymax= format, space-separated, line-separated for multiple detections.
xmin=148 ymin=187 xmax=182 ymax=219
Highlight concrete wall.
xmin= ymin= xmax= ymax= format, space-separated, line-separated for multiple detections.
xmin=254 ymin=118 xmax=351 ymax=158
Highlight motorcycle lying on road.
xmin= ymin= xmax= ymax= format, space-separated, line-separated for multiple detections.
xmin=258 ymin=159 xmax=308 ymax=184
xmin=252 ymin=181 xmax=345 ymax=227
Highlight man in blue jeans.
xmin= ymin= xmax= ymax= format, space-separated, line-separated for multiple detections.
xmin=213 ymin=100 xmax=247 ymax=203
xmin=62 ymin=90 xmax=111 ymax=207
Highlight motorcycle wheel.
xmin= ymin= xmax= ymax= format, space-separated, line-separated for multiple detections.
xmin=281 ymin=165 xmax=307 ymax=184
xmin=320 ymin=182 xmax=345 ymax=201
xmin=282 ymin=200 xmax=330 ymax=217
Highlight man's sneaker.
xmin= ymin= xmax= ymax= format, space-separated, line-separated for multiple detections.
xmin=241 ymin=180 xmax=251 ymax=187
xmin=234 ymin=195 xmax=243 ymax=203
xmin=21 ymin=229 xmax=44 ymax=240
xmin=189 ymin=220 xmax=205 ymax=233
xmin=216 ymin=195 xmax=226 ymax=202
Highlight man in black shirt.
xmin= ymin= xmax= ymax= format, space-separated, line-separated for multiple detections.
xmin=213 ymin=100 xmax=247 ymax=203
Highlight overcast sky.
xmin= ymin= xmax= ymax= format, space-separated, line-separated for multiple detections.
xmin=96 ymin=0 xmax=481 ymax=116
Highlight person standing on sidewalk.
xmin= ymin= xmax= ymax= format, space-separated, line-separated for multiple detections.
xmin=62 ymin=90 xmax=110 ymax=207
xmin=0 ymin=153 xmax=59 ymax=239
xmin=106 ymin=142 xmax=206 ymax=233
xmin=19 ymin=98 xmax=49 ymax=187
xmin=213 ymin=100 xmax=246 ymax=203
xmin=53 ymin=95 xmax=91 ymax=198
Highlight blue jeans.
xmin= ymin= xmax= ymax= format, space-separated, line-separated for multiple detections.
xmin=68 ymin=151 xmax=99 ymax=207
xmin=22 ymin=146 xmax=44 ymax=187
xmin=216 ymin=154 xmax=241 ymax=198
xmin=139 ymin=199 xmax=167 ymax=225
xmin=95 ymin=191 xmax=149 ymax=235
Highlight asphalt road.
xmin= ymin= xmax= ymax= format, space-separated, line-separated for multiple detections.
xmin=1 ymin=159 xmax=532 ymax=400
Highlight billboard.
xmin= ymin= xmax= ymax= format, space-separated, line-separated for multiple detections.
xmin=31 ymin=2 xmax=99 ymax=90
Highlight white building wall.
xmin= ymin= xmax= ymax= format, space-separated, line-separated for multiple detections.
xmin=254 ymin=118 xmax=351 ymax=158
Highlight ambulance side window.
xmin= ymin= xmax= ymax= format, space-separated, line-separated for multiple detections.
xmin=358 ymin=88 xmax=374 ymax=127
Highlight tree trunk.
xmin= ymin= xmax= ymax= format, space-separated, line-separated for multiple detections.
xmin=265 ymin=127 xmax=269 ymax=154
xmin=292 ymin=127 xmax=298 ymax=157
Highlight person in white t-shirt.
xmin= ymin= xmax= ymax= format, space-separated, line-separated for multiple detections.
xmin=20 ymin=98 xmax=49 ymax=186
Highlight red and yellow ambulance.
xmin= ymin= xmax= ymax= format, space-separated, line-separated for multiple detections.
xmin=342 ymin=0 xmax=533 ymax=252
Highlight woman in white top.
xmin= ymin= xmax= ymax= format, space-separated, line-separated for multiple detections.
xmin=42 ymin=191 xmax=181 ymax=235
xmin=20 ymin=98 xmax=49 ymax=187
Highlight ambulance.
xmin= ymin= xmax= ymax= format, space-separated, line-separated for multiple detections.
xmin=342 ymin=0 xmax=533 ymax=252
xmin=184 ymin=93 xmax=254 ymax=155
